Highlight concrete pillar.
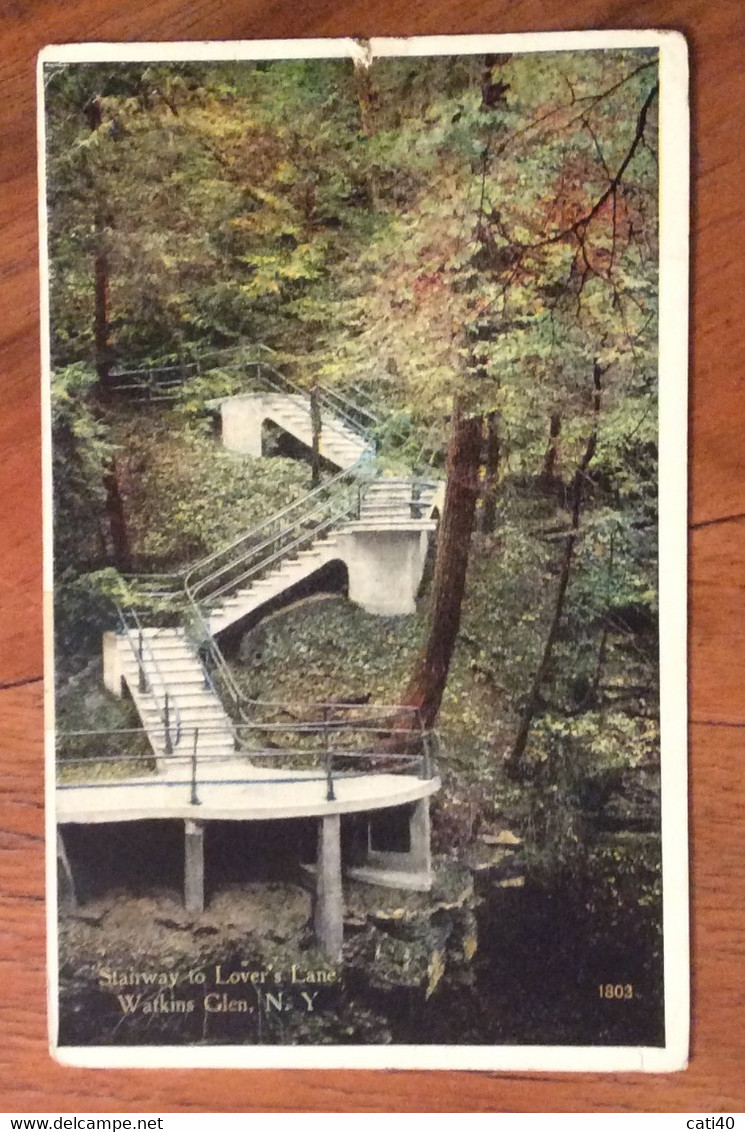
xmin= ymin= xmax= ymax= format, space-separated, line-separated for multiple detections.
xmin=184 ymin=819 xmax=205 ymax=914
xmin=346 ymin=801 xmax=434 ymax=892
xmin=337 ymin=527 xmax=432 ymax=616
xmin=220 ymin=394 xmax=265 ymax=456
xmin=102 ymin=631 xmax=123 ymax=697
xmin=56 ymin=829 xmax=77 ymax=910
xmin=409 ymin=798 xmax=432 ymax=876
xmin=314 ymin=814 xmax=343 ymax=960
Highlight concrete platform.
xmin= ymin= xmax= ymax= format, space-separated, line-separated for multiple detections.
xmin=56 ymin=759 xmax=440 ymax=825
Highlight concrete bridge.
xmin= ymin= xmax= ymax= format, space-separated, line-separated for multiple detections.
xmin=58 ymin=379 xmax=444 ymax=959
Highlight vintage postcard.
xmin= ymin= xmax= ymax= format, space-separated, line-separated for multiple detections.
xmin=39 ymin=32 xmax=689 ymax=1070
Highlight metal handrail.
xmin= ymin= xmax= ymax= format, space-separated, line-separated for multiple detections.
xmin=121 ymin=457 xmax=373 ymax=602
xmin=182 ymin=594 xmax=431 ymax=797
xmin=319 ymin=380 xmax=379 ymax=431
xmin=103 ymin=349 xmax=440 ymax=774
xmin=251 ymin=362 xmax=379 ymax=439
xmin=109 ymin=344 xmax=381 ymax=440
xmin=115 ymin=466 xmax=433 ymax=758
xmin=124 ymin=473 xmax=436 ymax=604
xmin=115 ymin=604 xmax=183 ymax=755
xmin=184 ymin=602 xmax=249 ymax=724
xmin=184 ymin=584 xmax=424 ymax=726
xmin=126 ymin=470 xmax=431 ymax=746
xmin=57 ymin=722 xmax=437 ymax=798
xmin=183 ymin=452 xmax=375 ymax=604
xmin=109 ymin=342 xmax=276 ymax=385
xmin=189 ymin=503 xmax=344 ymax=605
xmin=58 ymin=725 xmax=428 ymax=747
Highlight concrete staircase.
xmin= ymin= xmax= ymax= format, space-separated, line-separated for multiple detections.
xmin=221 ymin=392 xmax=371 ymax=470
xmin=263 ymin=393 xmax=370 ymax=469
xmin=206 ymin=479 xmax=442 ymax=636
xmin=351 ymin=478 xmax=443 ymax=527
xmin=207 ymin=532 xmax=343 ymax=636
xmin=111 ymin=626 xmax=237 ymax=764
xmin=112 ymin=384 xmax=442 ymax=762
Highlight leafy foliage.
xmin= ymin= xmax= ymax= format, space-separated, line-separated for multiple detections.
xmin=46 ymin=49 xmax=663 ymax=1031
xmin=108 ymin=407 xmax=311 ymax=570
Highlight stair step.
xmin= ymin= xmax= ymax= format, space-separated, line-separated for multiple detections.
xmin=138 ymin=701 xmax=231 ymax=719
xmin=144 ymin=691 xmax=225 ymax=707
xmin=137 ymin=627 xmax=186 ymax=638
xmin=120 ymin=649 xmax=199 ymax=665
xmin=187 ymin=739 xmax=237 ymax=753
xmin=122 ymin=665 xmax=207 ymax=685
xmin=140 ymin=642 xmax=197 ymax=654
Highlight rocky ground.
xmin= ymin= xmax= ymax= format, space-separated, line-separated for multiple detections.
xmin=56 ymin=842 xmax=525 ymax=1047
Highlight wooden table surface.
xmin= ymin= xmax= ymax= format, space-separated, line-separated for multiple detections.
xmin=1 ymin=0 xmax=743 ymax=1113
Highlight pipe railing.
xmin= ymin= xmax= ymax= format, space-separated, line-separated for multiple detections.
xmin=183 ymin=453 xmax=376 ymax=605
xmin=249 ymin=360 xmax=379 ymax=439
xmin=109 ymin=344 xmax=380 ymax=440
xmin=115 ymin=605 xmax=183 ymax=755
xmin=112 ymin=587 xmax=428 ymax=768
xmin=184 ymin=595 xmax=423 ymax=731
xmin=111 ymin=467 xmax=434 ymax=765
xmin=57 ymin=722 xmax=438 ymax=803
xmin=122 ymin=459 xmax=373 ymax=609
xmin=101 ymin=350 xmax=440 ymax=782
xmin=111 ymin=472 xmax=433 ymax=753
xmin=109 ymin=343 xmax=277 ymax=398
xmin=123 ymin=473 xmax=436 ymax=613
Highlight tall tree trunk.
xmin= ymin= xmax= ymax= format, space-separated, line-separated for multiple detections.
xmin=94 ymin=218 xmax=111 ymax=388
xmin=505 ymin=365 xmax=603 ymax=778
xmin=310 ymin=383 xmax=322 ymax=487
xmin=590 ymin=529 xmax=615 ymax=705
xmin=102 ymin=457 xmax=130 ymax=570
xmin=401 ymin=398 xmax=482 ymax=728
xmin=352 ymin=57 xmax=379 ymax=208
xmin=480 ymin=409 xmax=500 ymax=534
xmin=85 ymin=96 xmax=113 ymax=390
xmin=540 ymin=413 xmax=562 ymax=484
xmin=353 ymin=56 xmax=379 ymax=138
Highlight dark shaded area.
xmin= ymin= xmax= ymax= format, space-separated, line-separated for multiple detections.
xmin=62 ymin=818 xmax=319 ymax=904
xmin=206 ymin=819 xmax=316 ymax=889
xmin=369 ymin=806 xmax=412 ymax=853
xmin=408 ymin=876 xmax=665 ymax=1047
xmin=262 ymin=420 xmax=342 ymax=477
xmin=58 ymin=821 xmax=663 ymax=1049
xmin=61 ymin=821 xmax=183 ymax=901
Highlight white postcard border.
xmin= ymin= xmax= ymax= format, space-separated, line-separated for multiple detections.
xmin=39 ymin=29 xmax=690 ymax=1073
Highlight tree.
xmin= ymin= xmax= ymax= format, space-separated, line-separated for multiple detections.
xmin=324 ymin=50 xmax=659 ymax=742
xmin=44 ymin=51 xmax=660 ymax=769
xmin=401 ymin=398 xmax=482 ymax=727
xmin=505 ymin=360 xmax=604 ymax=777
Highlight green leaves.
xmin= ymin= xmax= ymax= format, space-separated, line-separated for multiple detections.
xmin=108 ymin=407 xmax=311 ymax=571
xmin=46 ymin=47 xmax=660 ymax=758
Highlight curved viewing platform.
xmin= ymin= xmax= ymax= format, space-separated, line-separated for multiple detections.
xmin=56 ymin=754 xmax=441 ymax=825
xmin=56 ymin=737 xmax=440 ymax=952
xmin=56 ymin=381 xmax=445 ymax=955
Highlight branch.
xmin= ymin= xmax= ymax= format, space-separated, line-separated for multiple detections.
xmin=505 ymin=360 xmax=605 ymax=776
xmin=572 ymin=81 xmax=659 ymax=239
xmin=503 ymin=81 xmax=660 ymax=257
xmin=493 ymin=59 xmax=657 ymax=159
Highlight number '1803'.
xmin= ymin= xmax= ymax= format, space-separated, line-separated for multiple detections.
xmin=598 ymin=983 xmax=634 ymax=999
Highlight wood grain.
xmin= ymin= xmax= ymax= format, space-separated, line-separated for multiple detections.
xmin=2 ymin=0 xmax=744 ymax=1112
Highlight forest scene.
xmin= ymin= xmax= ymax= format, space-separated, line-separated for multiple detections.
xmin=45 ymin=45 xmax=665 ymax=1049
